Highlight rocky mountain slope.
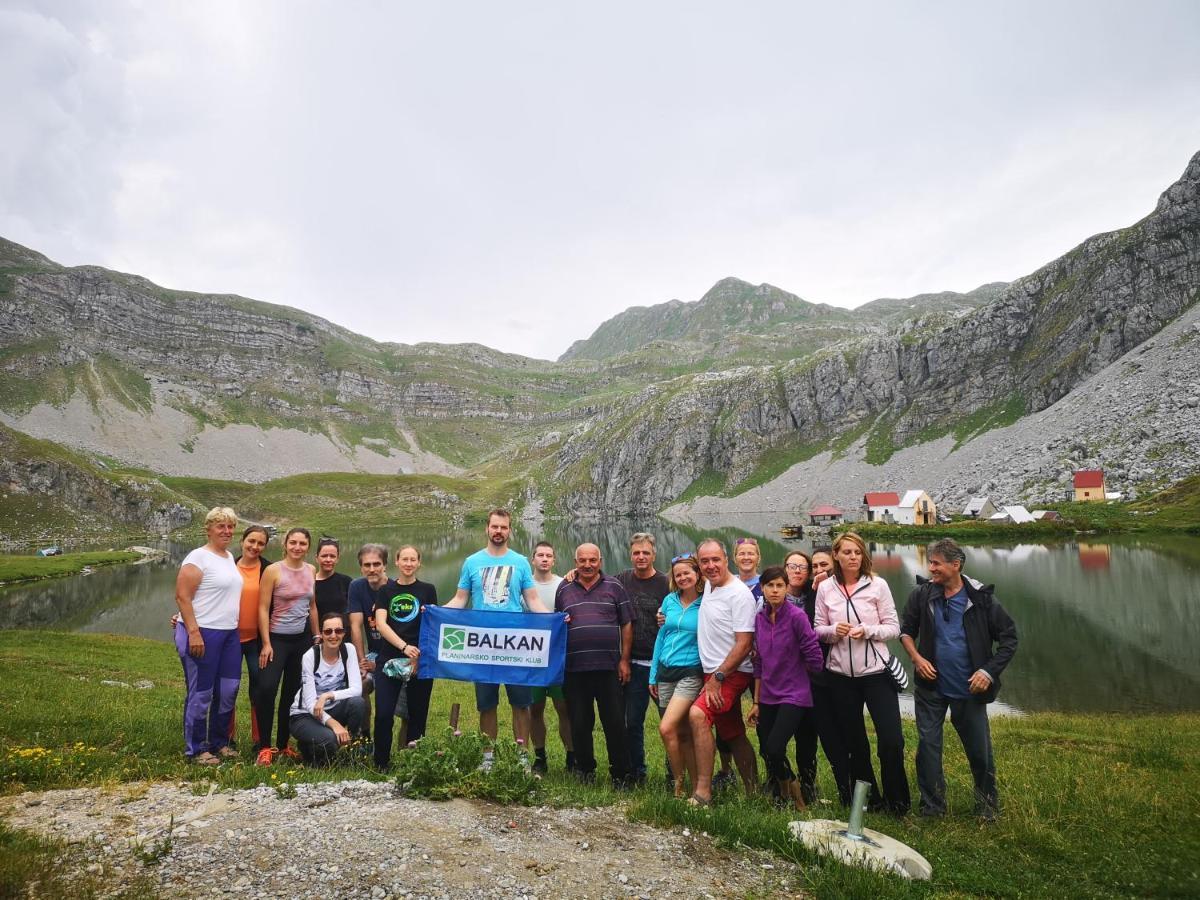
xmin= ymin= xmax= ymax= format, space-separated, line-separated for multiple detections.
xmin=670 ymin=300 xmax=1200 ymax=520
xmin=1 ymin=150 xmax=1198 ymax=523
xmin=553 ymin=150 xmax=1200 ymax=515
xmin=0 ymin=423 xmax=195 ymax=544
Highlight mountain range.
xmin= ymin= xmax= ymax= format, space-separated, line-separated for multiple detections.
xmin=1 ymin=150 xmax=1198 ymax=537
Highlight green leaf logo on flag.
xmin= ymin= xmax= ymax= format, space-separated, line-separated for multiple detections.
xmin=442 ymin=627 xmax=467 ymax=651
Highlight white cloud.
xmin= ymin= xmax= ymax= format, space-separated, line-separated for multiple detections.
xmin=2 ymin=1 xmax=1199 ymax=360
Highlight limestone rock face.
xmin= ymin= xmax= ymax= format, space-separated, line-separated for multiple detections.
xmin=555 ymin=151 xmax=1200 ymax=515
xmin=1 ymin=151 xmax=1198 ymax=517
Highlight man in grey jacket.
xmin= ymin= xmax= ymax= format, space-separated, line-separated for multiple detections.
xmin=900 ymin=538 xmax=1018 ymax=820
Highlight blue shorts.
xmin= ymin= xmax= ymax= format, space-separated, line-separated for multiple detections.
xmin=475 ymin=682 xmax=533 ymax=712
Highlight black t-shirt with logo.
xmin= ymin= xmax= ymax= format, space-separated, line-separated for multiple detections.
xmin=376 ymin=578 xmax=438 ymax=662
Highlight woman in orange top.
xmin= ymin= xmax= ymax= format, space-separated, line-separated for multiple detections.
xmin=232 ymin=526 xmax=271 ymax=749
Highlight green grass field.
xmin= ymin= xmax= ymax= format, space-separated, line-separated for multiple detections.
xmin=0 ymin=551 xmax=141 ymax=585
xmin=0 ymin=631 xmax=1197 ymax=898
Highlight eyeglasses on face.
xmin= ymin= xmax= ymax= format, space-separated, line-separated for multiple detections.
xmin=321 ymin=627 xmax=345 ymax=636
xmin=785 ymin=563 xmax=809 ymax=571
xmin=671 ymin=553 xmax=695 ymax=564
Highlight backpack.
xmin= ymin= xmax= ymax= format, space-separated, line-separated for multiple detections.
xmin=310 ymin=642 xmax=350 ymax=691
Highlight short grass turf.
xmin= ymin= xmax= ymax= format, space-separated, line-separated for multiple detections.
xmin=0 ymin=630 xmax=1197 ymax=898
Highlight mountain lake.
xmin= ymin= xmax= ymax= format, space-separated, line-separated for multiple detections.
xmin=3 ymin=515 xmax=1197 ymax=715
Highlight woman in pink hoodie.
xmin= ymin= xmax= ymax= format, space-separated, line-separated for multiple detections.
xmin=814 ymin=532 xmax=910 ymax=816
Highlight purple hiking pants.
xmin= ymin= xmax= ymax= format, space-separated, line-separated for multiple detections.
xmin=175 ymin=622 xmax=242 ymax=757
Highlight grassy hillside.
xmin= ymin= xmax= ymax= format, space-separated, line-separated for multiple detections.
xmin=162 ymin=470 xmax=521 ymax=533
xmin=0 ymin=424 xmax=199 ymax=545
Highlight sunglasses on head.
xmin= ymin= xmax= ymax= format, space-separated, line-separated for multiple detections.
xmin=671 ymin=553 xmax=695 ymax=564
xmin=734 ymin=537 xmax=758 ymax=546
xmin=321 ymin=627 xmax=345 ymax=636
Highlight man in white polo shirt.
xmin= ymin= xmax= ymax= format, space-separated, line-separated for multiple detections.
xmin=686 ymin=538 xmax=758 ymax=805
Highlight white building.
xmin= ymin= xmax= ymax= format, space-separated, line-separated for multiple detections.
xmin=963 ymin=497 xmax=996 ymax=519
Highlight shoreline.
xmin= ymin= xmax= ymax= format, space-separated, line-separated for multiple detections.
xmin=0 ymin=548 xmax=163 ymax=587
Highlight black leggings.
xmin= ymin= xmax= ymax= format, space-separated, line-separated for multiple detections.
xmin=374 ymin=673 xmax=434 ymax=769
xmin=255 ymin=630 xmax=311 ymax=751
xmin=827 ymin=670 xmax=911 ymax=814
xmin=793 ymin=680 xmax=851 ymax=802
xmin=756 ymin=702 xmax=806 ymax=785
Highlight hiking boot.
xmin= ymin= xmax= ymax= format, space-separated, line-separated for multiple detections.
xmin=712 ymin=770 xmax=736 ymax=792
xmin=532 ymin=754 xmax=548 ymax=775
xmin=254 ymin=747 xmax=278 ymax=767
xmin=800 ymin=780 xmax=818 ymax=805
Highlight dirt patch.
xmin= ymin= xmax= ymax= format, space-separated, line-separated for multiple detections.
xmin=1 ymin=780 xmax=805 ymax=898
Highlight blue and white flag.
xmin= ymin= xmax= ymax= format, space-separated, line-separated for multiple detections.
xmin=417 ymin=605 xmax=567 ymax=687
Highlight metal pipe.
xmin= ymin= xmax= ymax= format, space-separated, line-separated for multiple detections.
xmin=846 ymin=780 xmax=871 ymax=839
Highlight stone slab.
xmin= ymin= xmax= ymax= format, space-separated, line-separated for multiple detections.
xmin=788 ymin=818 xmax=932 ymax=880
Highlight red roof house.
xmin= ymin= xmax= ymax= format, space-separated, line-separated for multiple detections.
xmin=1073 ymin=469 xmax=1106 ymax=502
xmin=863 ymin=492 xmax=900 ymax=507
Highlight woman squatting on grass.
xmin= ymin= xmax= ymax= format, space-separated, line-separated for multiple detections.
xmin=287 ymin=611 xmax=367 ymax=764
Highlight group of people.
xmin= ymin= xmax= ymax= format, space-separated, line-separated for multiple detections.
xmin=175 ymin=506 xmax=1018 ymax=819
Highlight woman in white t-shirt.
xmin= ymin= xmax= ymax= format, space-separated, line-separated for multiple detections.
xmin=174 ymin=507 xmax=246 ymax=765
xmin=289 ymin=611 xmax=366 ymax=764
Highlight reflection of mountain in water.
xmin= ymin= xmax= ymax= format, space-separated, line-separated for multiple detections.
xmin=861 ymin=540 xmax=1200 ymax=714
xmin=3 ymin=523 xmax=1199 ymax=714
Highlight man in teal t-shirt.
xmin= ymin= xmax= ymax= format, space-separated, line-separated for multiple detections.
xmin=445 ymin=508 xmax=548 ymax=754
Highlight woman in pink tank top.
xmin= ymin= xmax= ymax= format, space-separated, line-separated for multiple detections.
xmin=254 ymin=527 xmax=318 ymax=764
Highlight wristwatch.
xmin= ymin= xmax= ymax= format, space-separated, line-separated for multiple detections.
xmin=714 ymin=671 xmax=725 ymax=683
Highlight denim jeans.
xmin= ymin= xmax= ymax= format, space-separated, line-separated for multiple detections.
xmin=623 ymin=662 xmax=664 ymax=778
xmin=914 ymin=685 xmax=997 ymax=816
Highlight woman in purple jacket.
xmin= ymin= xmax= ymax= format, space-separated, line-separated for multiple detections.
xmin=748 ymin=565 xmax=824 ymax=809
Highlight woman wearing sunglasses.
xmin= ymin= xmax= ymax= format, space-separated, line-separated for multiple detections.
xmin=783 ymin=549 xmax=849 ymax=805
xmin=288 ymin=611 xmax=366 ymax=765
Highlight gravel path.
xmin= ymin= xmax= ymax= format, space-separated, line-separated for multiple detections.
xmin=1 ymin=781 xmax=805 ymax=899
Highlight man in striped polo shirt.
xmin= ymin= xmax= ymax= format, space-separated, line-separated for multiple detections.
xmin=554 ymin=542 xmax=635 ymax=787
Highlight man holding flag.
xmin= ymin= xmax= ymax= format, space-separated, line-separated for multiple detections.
xmin=444 ymin=508 xmax=549 ymax=762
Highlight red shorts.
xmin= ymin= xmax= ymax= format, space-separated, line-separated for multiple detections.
xmin=692 ymin=671 xmax=752 ymax=742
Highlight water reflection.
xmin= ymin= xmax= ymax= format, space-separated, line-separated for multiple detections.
xmin=3 ymin=520 xmax=1199 ymax=715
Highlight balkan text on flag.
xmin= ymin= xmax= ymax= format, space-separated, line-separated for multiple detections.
xmin=417 ymin=605 xmax=567 ymax=687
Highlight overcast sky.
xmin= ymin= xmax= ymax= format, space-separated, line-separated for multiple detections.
xmin=3 ymin=2 xmax=1199 ymax=360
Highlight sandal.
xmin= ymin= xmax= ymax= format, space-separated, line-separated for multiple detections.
xmin=216 ymin=746 xmax=239 ymax=760
xmin=191 ymin=751 xmax=220 ymax=766
xmin=687 ymin=793 xmax=712 ymax=807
